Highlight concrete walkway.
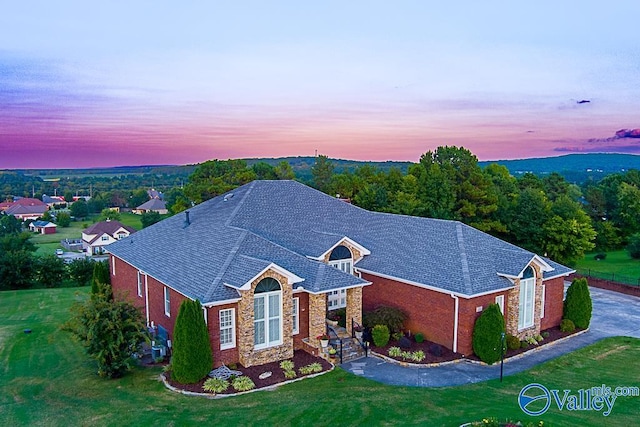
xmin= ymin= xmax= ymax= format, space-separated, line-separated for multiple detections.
xmin=342 ymin=286 xmax=640 ymax=387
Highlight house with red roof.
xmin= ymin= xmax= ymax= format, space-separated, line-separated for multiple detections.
xmin=4 ymin=198 xmax=48 ymax=221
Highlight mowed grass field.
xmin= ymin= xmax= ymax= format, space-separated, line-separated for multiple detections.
xmin=575 ymin=250 xmax=640 ymax=283
xmin=1 ymin=289 xmax=639 ymax=426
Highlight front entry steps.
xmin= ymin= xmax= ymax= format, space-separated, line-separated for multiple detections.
xmin=325 ymin=325 xmax=367 ymax=364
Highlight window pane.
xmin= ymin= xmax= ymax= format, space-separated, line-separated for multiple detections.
xmin=254 ymin=297 xmax=264 ymax=320
xmin=254 ymin=321 xmax=265 ymax=345
xmin=269 ymin=294 xmax=280 ymax=318
xmin=269 ymin=318 xmax=280 ymax=342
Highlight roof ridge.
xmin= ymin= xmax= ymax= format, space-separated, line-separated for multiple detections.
xmin=455 ymin=222 xmax=472 ymax=294
xmin=224 ymin=180 xmax=256 ymax=227
xmin=204 ymin=230 xmax=249 ymax=301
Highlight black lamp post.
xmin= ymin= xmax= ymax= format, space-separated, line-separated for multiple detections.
xmin=500 ymin=332 xmax=506 ymax=382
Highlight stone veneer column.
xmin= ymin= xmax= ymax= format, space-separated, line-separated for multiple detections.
xmin=308 ymin=293 xmax=327 ymax=349
xmin=506 ymin=264 xmax=543 ymax=340
xmin=236 ymin=270 xmax=293 ymax=367
xmin=345 ymin=287 xmax=363 ymax=335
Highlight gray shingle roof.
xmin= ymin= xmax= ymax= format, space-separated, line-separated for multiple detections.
xmin=108 ymin=180 xmax=573 ymax=303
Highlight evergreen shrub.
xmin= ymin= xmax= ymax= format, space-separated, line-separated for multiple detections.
xmin=171 ymin=299 xmax=213 ymax=384
xmin=472 ymin=303 xmax=505 ymax=364
xmin=563 ymin=278 xmax=592 ymax=329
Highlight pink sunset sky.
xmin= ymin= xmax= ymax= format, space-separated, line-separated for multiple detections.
xmin=2 ymin=1 xmax=640 ymax=169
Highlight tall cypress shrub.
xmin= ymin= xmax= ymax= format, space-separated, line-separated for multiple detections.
xmin=171 ymin=299 xmax=213 ymax=384
xmin=563 ymin=278 xmax=592 ymax=329
xmin=472 ymin=303 xmax=505 ymax=364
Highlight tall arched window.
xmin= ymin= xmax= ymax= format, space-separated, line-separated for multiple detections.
xmin=327 ymin=245 xmax=352 ymax=309
xmin=518 ymin=266 xmax=535 ymax=330
xmin=254 ymin=278 xmax=282 ymax=349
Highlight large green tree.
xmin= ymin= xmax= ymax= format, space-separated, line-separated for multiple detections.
xmin=171 ymin=299 xmax=213 ymax=384
xmin=184 ymin=159 xmax=256 ymax=204
xmin=311 ymin=155 xmax=335 ymax=193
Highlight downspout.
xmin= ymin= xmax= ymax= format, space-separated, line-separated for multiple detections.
xmin=450 ymin=293 xmax=459 ymax=354
xmin=144 ymin=274 xmax=150 ymax=326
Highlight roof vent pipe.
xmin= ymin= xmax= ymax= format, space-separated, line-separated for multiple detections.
xmin=184 ymin=210 xmax=190 ymax=227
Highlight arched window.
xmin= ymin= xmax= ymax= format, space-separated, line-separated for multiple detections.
xmin=254 ymin=278 xmax=282 ymax=349
xmin=518 ymin=266 xmax=535 ymax=330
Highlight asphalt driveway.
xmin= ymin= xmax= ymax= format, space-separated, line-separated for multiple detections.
xmin=342 ymin=286 xmax=640 ymax=387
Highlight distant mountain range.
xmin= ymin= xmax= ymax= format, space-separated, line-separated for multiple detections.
xmin=9 ymin=153 xmax=640 ymax=184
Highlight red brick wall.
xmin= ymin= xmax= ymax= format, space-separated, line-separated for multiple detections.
xmin=110 ymin=255 xmax=146 ymax=312
xmin=146 ymin=275 xmax=187 ymax=339
xmin=206 ymin=304 xmax=240 ymax=367
xmin=457 ymin=292 xmax=508 ymax=356
xmin=361 ymin=273 xmax=456 ymax=351
xmin=541 ymin=277 xmax=565 ymax=330
xmin=293 ymin=292 xmax=310 ymax=350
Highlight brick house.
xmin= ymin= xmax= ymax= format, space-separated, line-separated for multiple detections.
xmin=108 ymin=180 xmax=572 ymax=367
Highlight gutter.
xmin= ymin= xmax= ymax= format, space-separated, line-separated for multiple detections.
xmin=451 ymin=293 xmax=459 ymax=353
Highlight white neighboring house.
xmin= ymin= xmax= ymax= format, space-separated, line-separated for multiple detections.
xmin=82 ymin=220 xmax=136 ymax=255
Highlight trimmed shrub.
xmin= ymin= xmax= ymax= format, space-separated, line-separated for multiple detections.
xmin=171 ymin=299 xmax=213 ymax=384
xmin=429 ymin=343 xmax=442 ymax=357
xmin=563 ymin=278 xmax=592 ymax=329
xmin=414 ymin=332 xmax=425 ymax=343
xmin=560 ymin=318 xmax=576 ymax=333
xmin=520 ymin=340 xmax=529 ymax=349
xmin=541 ymin=331 xmax=550 ymax=339
xmin=371 ymin=324 xmax=390 ymax=347
xmin=506 ymin=334 xmax=520 ymax=351
xmin=203 ymin=378 xmax=229 ymax=393
xmin=398 ymin=336 xmax=412 ymax=349
xmin=363 ymin=306 xmax=407 ymax=334
xmin=472 ymin=303 xmax=505 ymax=364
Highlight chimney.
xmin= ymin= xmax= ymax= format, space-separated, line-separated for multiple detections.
xmin=184 ymin=210 xmax=190 ymax=227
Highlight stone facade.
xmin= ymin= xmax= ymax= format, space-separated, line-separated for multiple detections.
xmin=506 ymin=264 xmax=544 ymax=340
xmin=345 ymin=286 xmax=362 ymax=334
xmin=236 ymin=270 xmax=294 ymax=367
xmin=308 ymin=293 xmax=327 ymax=349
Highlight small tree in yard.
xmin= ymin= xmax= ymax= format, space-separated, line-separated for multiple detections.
xmin=171 ymin=299 xmax=213 ymax=384
xmin=472 ymin=303 xmax=505 ymax=365
xmin=63 ymin=283 xmax=148 ymax=378
xmin=91 ymin=261 xmax=111 ymax=298
xmin=563 ymin=277 xmax=592 ymax=329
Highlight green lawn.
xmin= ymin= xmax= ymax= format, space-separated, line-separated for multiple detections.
xmin=575 ymin=250 xmax=640 ymax=284
xmin=29 ymin=213 xmax=144 ymax=256
xmin=1 ymin=288 xmax=639 ymax=426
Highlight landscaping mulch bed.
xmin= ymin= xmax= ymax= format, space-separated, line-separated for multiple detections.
xmin=164 ymin=350 xmax=332 ymax=395
xmin=375 ymin=338 xmax=465 ymax=364
xmin=465 ymin=326 xmax=584 ymax=362
xmin=374 ymin=326 xmax=583 ymax=365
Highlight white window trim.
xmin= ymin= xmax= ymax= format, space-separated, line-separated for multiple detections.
xmin=518 ymin=277 xmax=535 ymax=330
xmin=329 ymin=259 xmax=353 ymax=275
xmin=292 ymin=297 xmax=299 ymax=335
xmin=164 ymin=287 xmax=171 ymax=317
xmin=254 ymin=290 xmax=282 ymax=350
xmin=327 ymin=289 xmax=347 ymax=309
xmin=495 ymin=294 xmax=504 ymax=315
xmin=137 ymin=271 xmax=143 ymax=297
xmin=540 ymin=285 xmax=546 ymax=319
xmin=219 ymin=308 xmax=236 ymax=350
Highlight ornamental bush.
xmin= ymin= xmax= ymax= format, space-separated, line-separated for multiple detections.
xmin=203 ymin=377 xmax=229 ymax=393
xmin=414 ymin=332 xmax=425 ymax=343
xmin=232 ymin=376 xmax=255 ymax=392
xmin=560 ymin=318 xmax=575 ymax=333
xmin=506 ymin=334 xmax=520 ymax=351
xmin=472 ymin=303 xmax=505 ymax=365
xmin=371 ymin=324 xmax=390 ymax=347
xmin=363 ymin=306 xmax=407 ymax=334
xmin=171 ymin=299 xmax=213 ymax=384
xmin=563 ymin=278 xmax=592 ymax=329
